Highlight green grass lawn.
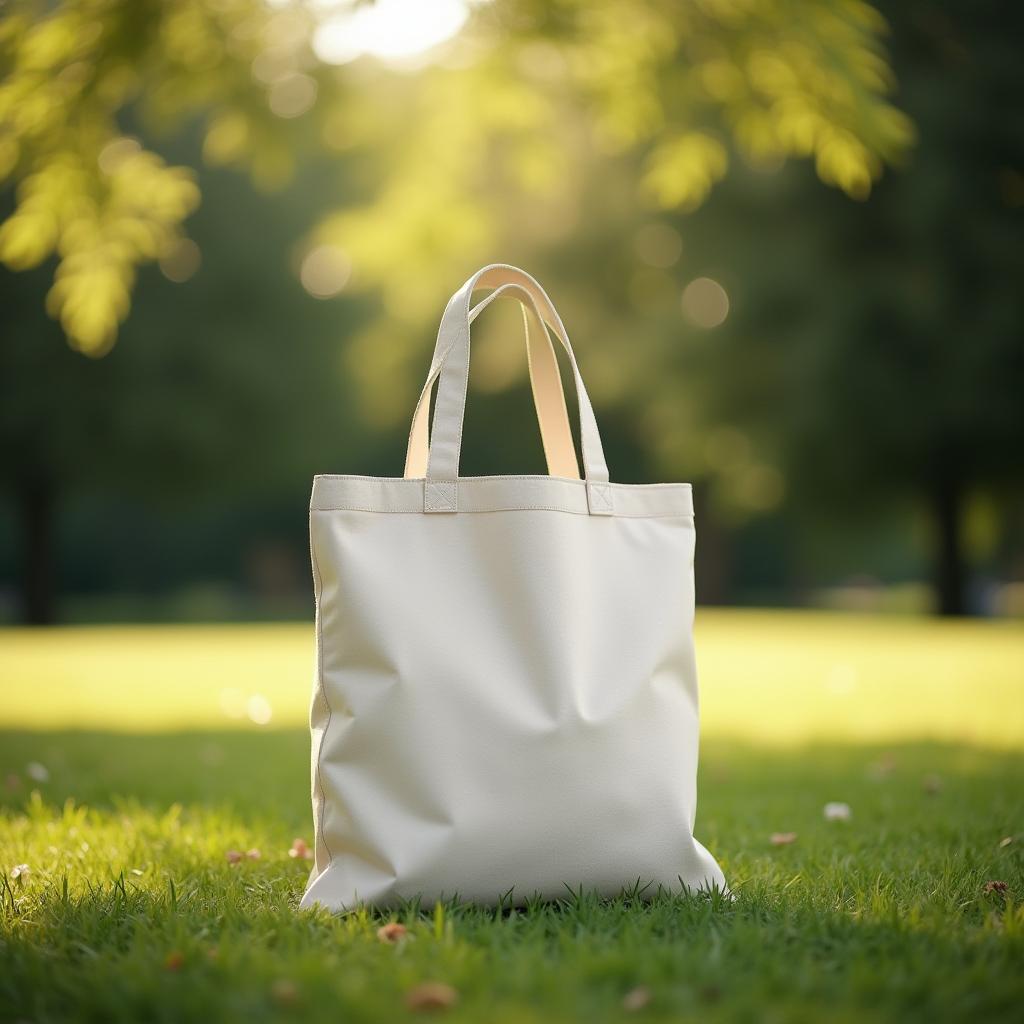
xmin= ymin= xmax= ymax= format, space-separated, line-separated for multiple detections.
xmin=1 ymin=611 xmax=1022 ymax=1022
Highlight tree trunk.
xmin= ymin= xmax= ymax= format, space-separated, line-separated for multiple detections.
xmin=929 ymin=474 xmax=967 ymax=617
xmin=693 ymin=483 xmax=732 ymax=605
xmin=20 ymin=475 xmax=56 ymax=625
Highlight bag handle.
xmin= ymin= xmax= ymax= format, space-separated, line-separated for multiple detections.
xmin=412 ymin=264 xmax=612 ymax=514
xmin=404 ymin=287 xmax=580 ymax=480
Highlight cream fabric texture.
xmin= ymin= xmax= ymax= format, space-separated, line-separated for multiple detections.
xmin=301 ymin=265 xmax=725 ymax=910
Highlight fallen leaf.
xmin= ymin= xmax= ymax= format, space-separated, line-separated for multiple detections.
xmin=622 ymin=986 xmax=651 ymax=1011
xmin=983 ymin=880 xmax=1009 ymax=896
xmin=271 ymin=979 xmax=299 ymax=1006
xmin=225 ymin=850 xmax=244 ymax=864
xmin=770 ymin=832 xmax=798 ymax=846
xmin=165 ymin=951 xmax=184 ymax=972
xmin=866 ymin=753 xmax=897 ymax=781
xmin=246 ymin=848 xmax=261 ymax=861
xmin=25 ymin=762 xmax=49 ymax=783
xmin=824 ymin=802 xmax=852 ymax=822
xmin=999 ymin=836 xmax=1013 ymax=848
xmin=10 ymin=863 xmax=29 ymax=881
xmin=288 ymin=838 xmax=313 ymax=861
xmin=405 ymin=982 xmax=458 ymax=1012
xmin=377 ymin=922 xmax=409 ymax=943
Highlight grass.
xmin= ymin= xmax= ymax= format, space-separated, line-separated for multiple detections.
xmin=0 ymin=610 xmax=1022 ymax=1022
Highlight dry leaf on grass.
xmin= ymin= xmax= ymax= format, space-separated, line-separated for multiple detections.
xmin=405 ymin=982 xmax=458 ymax=1011
xmin=622 ymin=986 xmax=652 ymax=1011
xmin=983 ymin=880 xmax=1009 ymax=896
xmin=866 ymin=753 xmax=897 ymax=781
xmin=770 ymin=832 xmax=798 ymax=846
xmin=377 ymin=922 xmax=409 ymax=943
xmin=289 ymin=838 xmax=314 ymax=860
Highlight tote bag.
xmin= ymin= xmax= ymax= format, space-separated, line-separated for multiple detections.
xmin=301 ymin=264 xmax=725 ymax=910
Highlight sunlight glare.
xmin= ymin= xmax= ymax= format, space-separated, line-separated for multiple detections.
xmin=312 ymin=0 xmax=472 ymax=66
xmin=682 ymin=276 xmax=730 ymax=328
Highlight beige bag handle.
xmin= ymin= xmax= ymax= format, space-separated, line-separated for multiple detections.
xmin=403 ymin=287 xmax=579 ymax=480
xmin=407 ymin=265 xmax=613 ymax=515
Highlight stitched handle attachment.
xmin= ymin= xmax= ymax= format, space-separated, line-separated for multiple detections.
xmin=412 ymin=265 xmax=612 ymax=515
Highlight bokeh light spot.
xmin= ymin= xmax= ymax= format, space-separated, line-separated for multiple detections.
xmin=247 ymin=694 xmax=273 ymax=726
xmin=682 ymin=276 xmax=729 ymax=328
xmin=300 ymin=244 xmax=352 ymax=298
xmin=159 ymin=239 xmax=201 ymax=283
xmin=268 ymin=74 xmax=318 ymax=119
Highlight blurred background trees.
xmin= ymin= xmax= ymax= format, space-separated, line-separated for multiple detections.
xmin=1 ymin=0 xmax=1021 ymax=623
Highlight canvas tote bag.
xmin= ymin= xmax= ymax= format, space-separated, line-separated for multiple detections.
xmin=301 ymin=264 xmax=725 ymax=910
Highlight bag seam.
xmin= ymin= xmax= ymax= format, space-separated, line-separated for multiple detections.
xmin=313 ymin=473 xmax=692 ymax=491
xmin=308 ymin=513 xmax=334 ymax=870
xmin=311 ymin=504 xmax=693 ymax=518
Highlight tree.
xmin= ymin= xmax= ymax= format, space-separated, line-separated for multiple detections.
xmin=1 ymin=0 xmax=910 ymax=355
xmin=311 ymin=0 xmax=913 ymax=424
xmin=800 ymin=0 xmax=1024 ymax=615
xmin=724 ymin=2 xmax=1019 ymax=614
xmin=0 ymin=149 xmax=368 ymax=622
xmin=1 ymin=0 xmax=912 ymax=622
xmin=683 ymin=0 xmax=1024 ymax=615
xmin=0 ymin=0 xmax=345 ymax=353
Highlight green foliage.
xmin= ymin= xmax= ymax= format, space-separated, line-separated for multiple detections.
xmin=0 ymin=0 xmax=911 ymax=354
xmin=0 ymin=0 xmax=330 ymax=353
xmin=324 ymin=0 xmax=912 ymax=296
xmin=671 ymin=0 xmax=1024 ymax=608
xmin=310 ymin=0 xmax=914 ymax=439
xmin=0 ymin=136 xmax=365 ymax=497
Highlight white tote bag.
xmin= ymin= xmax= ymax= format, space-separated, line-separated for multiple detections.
xmin=301 ymin=264 xmax=725 ymax=910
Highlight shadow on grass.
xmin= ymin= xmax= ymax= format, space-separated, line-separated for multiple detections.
xmin=1 ymin=728 xmax=1021 ymax=840
xmin=0 ymin=728 xmax=311 ymax=830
